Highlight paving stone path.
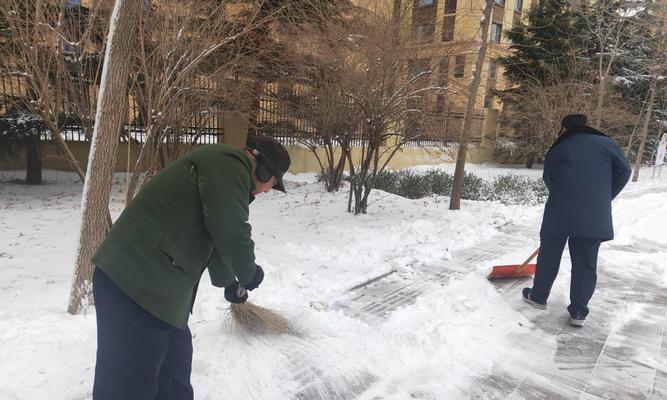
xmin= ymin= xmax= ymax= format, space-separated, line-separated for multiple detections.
xmin=290 ymin=186 xmax=667 ymax=399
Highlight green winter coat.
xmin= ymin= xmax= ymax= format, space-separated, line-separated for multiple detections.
xmin=93 ymin=144 xmax=258 ymax=328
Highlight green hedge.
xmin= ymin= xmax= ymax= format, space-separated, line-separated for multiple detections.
xmin=372 ymin=170 xmax=548 ymax=205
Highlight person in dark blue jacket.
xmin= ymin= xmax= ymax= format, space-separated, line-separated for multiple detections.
xmin=522 ymin=114 xmax=632 ymax=326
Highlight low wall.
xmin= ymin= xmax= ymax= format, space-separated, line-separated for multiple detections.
xmin=287 ymin=144 xmax=493 ymax=173
xmin=0 ymin=140 xmax=495 ymax=175
xmin=0 ymin=141 xmax=151 ymax=175
xmin=2 ymin=110 xmax=499 ymax=175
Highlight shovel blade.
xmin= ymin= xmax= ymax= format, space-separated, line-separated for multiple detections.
xmin=487 ymin=263 xmax=536 ymax=280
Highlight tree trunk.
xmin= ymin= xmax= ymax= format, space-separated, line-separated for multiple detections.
xmin=525 ymin=152 xmax=535 ymax=169
xmin=24 ymin=134 xmax=42 ymax=184
xmin=632 ymin=73 xmax=657 ymax=183
xmin=594 ymin=75 xmax=606 ymax=129
xmin=68 ymin=0 xmax=141 ymax=314
xmin=632 ymin=3 xmax=666 ymax=182
xmin=625 ymin=104 xmax=646 ymax=157
xmin=449 ymin=0 xmax=494 ymax=210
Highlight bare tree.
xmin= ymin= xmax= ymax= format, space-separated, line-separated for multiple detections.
xmin=0 ymin=0 xmax=110 ymax=179
xmin=123 ymin=0 xmax=272 ymax=206
xmin=632 ymin=72 xmax=659 ymax=181
xmin=279 ymin=14 xmax=362 ymax=192
xmin=495 ymin=68 xmax=636 ymax=166
xmin=68 ymin=0 xmax=142 ymax=314
xmin=341 ymin=7 xmax=451 ymax=214
xmin=280 ymin=4 xmax=464 ymax=209
xmin=632 ymin=1 xmax=667 ymax=181
xmin=572 ymin=0 xmax=651 ymax=129
xmin=449 ymin=0 xmax=494 ymax=211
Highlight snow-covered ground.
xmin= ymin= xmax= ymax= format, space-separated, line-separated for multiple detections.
xmin=0 ymin=165 xmax=665 ymax=399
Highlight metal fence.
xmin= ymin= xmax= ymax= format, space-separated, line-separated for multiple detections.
xmin=44 ymin=124 xmax=223 ymax=144
xmin=405 ymin=106 xmax=485 ymax=147
xmin=256 ymin=85 xmax=485 ymax=148
xmin=3 ymin=75 xmax=484 ymax=148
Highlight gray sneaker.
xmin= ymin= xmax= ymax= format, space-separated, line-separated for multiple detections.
xmin=569 ymin=312 xmax=586 ymax=327
xmin=522 ymin=288 xmax=547 ymax=310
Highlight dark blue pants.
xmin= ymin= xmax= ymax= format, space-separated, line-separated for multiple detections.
xmin=92 ymin=268 xmax=194 ymax=400
xmin=531 ymin=237 xmax=602 ymax=316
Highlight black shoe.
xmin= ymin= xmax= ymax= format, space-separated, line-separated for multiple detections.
xmin=569 ymin=312 xmax=586 ymax=327
xmin=522 ymin=288 xmax=547 ymax=310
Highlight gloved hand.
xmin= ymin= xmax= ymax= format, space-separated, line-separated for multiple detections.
xmin=244 ymin=264 xmax=264 ymax=291
xmin=224 ymin=282 xmax=248 ymax=304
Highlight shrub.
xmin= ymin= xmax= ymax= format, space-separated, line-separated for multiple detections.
xmin=488 ymin=174 xmax=533 ymax=205
xmin=372 ymin=170 xmax=400 ymax=194
xmin=461 ymin=172 xmax=489 ymax=201
xmin=529 ymin=178 xmax=549 ymax=203
xmin=371 ymin=169 xmax=548 ymax=205
xmin=396 ymin=171 xmax=433 ymax=199
xmin=424 ymin=169 xmax=453 ymax=196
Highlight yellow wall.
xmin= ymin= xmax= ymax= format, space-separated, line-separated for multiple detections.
xmin=0 ymin=141 xmax=151 ymax=174
xmin=0 ymin=139 xmax=494 ymax=175
xmin=288 ymin=143 xmax=492 ymax=174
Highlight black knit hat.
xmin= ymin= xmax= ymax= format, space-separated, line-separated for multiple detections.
xmin=245 ymin=135 xmax=291 ymax=193
xmin=561 ymin=114 xmax=588 ymax=129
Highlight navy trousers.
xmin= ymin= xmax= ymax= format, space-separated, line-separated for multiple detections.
xmin=92 ymin=268 xmax=194 ymax=400
xmin=530 ymin=237 xmax=602 ymax=316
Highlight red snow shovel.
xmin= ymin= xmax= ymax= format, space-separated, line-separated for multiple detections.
xmin=487 ymin=248 xmax=539 ymax=280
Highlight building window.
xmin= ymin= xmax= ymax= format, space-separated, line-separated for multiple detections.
xmin=454 ymin=55 xmax=465 ymax=78
xmin=438 ymin=57 xmax=449 ymax=84
xmin=414 ymin=23 xmax=435 ymax=43
xmin=415 ymin=0 xmax=435 ymax=7
xmin=435 ymin=94 xmax=446 ymax=114
xmin=494 ymin=0 xmax=505 ymax=6
xmin=408 ymin=58 xmax=431 ymax=92
xmin=490 ymin=23 xmax=502 ymax=42
xmin=442 ymin=15 xmax=455 ymax=41
xmin=445 ymin=0 xmax=457 ymax=13
xmin=488 ymin=59 xmax=497 ymax=80
xmin=484 ymin=96 xmax=493 ymax=108
xmin=515 ymin=0 xmax=523 ymax=11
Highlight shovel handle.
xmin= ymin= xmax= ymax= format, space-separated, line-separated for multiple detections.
xmin=516 ymin=248 xmax=540 ymax=273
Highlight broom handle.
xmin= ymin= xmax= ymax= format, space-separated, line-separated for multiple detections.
xmin=515 ymin=248 xmax=540 ymax=272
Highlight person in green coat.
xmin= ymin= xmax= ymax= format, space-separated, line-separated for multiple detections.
xmin=91 ymin=135 xmax=291 ymax=400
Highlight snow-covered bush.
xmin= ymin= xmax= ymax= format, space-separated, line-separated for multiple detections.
xmin=461 ymin=172 xmax=488 ymax=201
xmin=372 ymin=170 xmax=548 ymax=205
xmin=396 ymin=171 xmax=433 ymax=199
xmin=372 ymin=170 xmax=401 ymax=195
xmin=424 ymin=169 xmax=453 ymax=196
xmin=529 ymin=178 xmax=549 ymax=204
xmin=488 ymin=174 xmax=535 ymax=205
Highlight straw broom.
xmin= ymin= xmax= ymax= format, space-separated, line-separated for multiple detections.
xmin=229 ymin=299 xmax=298 ymax=336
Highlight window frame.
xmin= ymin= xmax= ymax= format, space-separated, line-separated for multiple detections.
xmin=415 ymin=0 xmax=435 ymax=8
xmin=442 ymin=15 xmax=456 ymax=42
xmin=444 ymin=0 xmax=457 ymax=14
xmin=414 ymin=23 xmax=435 ymax=43
xmin=488 ymin=59 xmax=497 ymax=80
xmin=454 ymin=55 xmax=465 ymax=78
xmin=490 ymin=23 xmax=503 ymax=43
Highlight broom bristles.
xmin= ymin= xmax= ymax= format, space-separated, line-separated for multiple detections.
xmin=229 ymin=302 xmax=297 ymax=336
